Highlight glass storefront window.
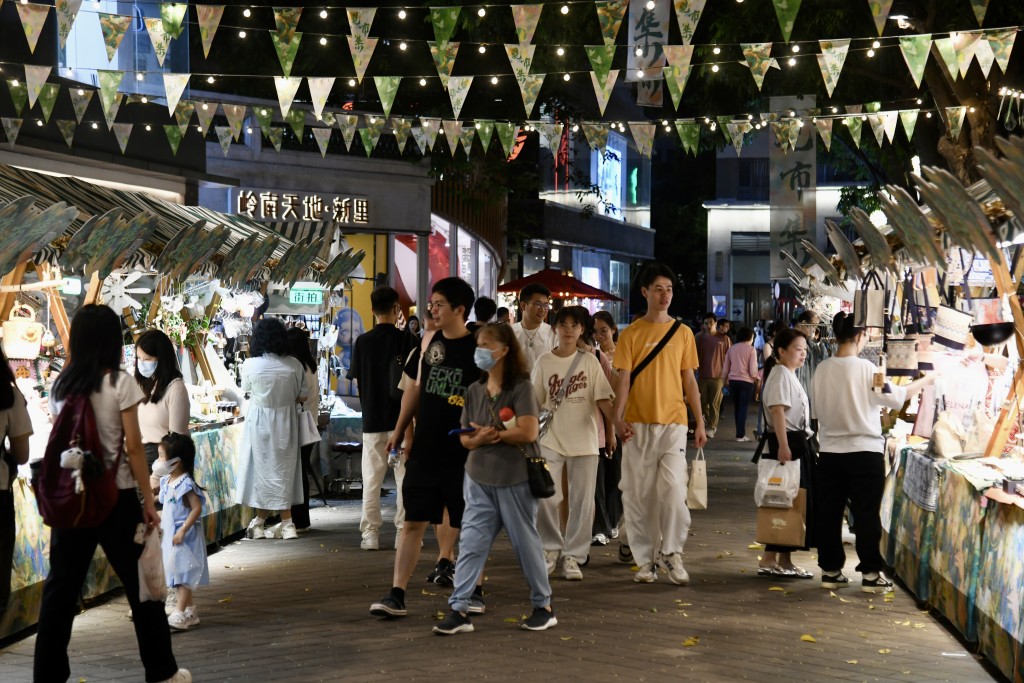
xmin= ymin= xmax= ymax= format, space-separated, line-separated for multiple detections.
xmin=608 ymin=260 xmax=630 ymax=326
xmin=478 ymin=248 xmax=495 ymax=300
xmin=458 ymin=227 xmax=476 ymax=288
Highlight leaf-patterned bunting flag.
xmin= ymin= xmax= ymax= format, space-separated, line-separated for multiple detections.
xmin=271 ymin=32 xmax=302 ymax=77
xmin=392 ymin=117 xmax=413 ymax=154
xmin=844 ymin=116 xmax=863 ymax=149
xmin=374 ymin=76 xmax=401 ymax=118
xmin=420 ymin=117 xmax=441 ymax=149
xmin=98 ymin=13 xmax=132 ymax=61
xmin=673 ymin=0 xmax=707 ymax=46
xmin=56 ymin=0 xmax=83 ymax=50
xmin=337 ymin=114 xmax=359 ymax=151
xmin=717 ymin=117 xmax=734 ymax=147
xmin=2 ymin=118 xmax=23 ymax=149
xmin=933 ymin=37 xmax=959 ymax=79
xmin=987 ymin=29 xmax=1016 ymax=74
xmin=112 ymin=122 xmax=132 ymax=154
xmin=772 ymin=0 xmax=802 ymax=44
xmin=6 ymin=81 xmax=27 ymax=117
xmin=312 ymin=128 xmax=332 ymax=158
xmin=174 ymin=100 xmax=194 ymax=134
xmin=899 ymin=34 xmax=931 ymax=88
xmin=581 ymin=123 xmax=609 ymax=152
xmin=97 ymin=70 xmax=124 ymax=121
xmin=516 ymin=75 xmax=545 ymax=118
xmin=267 ymin=127 xmax=283 ymax=151
xmin=475 ymin=120 xmax=495 ymax=150
xmin=973 ymin=39 xmax=995 ymax=78
xmin=16 ymin=2 xmax=50 ymax=54
xmin=321 ymin=112 xmax=336 ymax=127
xmin=506 ymin=44 xmax=536 ymax=80
xmin=164 ymin=124 xmax=184 ymax=155
xmin=431 ymin=7 xmax=460 ymax=45
xmin=307 ymin=77 xmax=335 ymax=121
xmin=882 ymin=111 xmax=898 ymax=142
xmin=144 ymin=17 xmax=172 ymax=67
xmin=447 ymin=76 xmax=473 ymax=119
xmin=286 ymin=108 xmax=305 ymax=139
xmin=410 ymin=126 xmax=428 ymax=154
xmin=441 ymin=120 xmax=463 ymax=155
xmin=274 ymin=7 xmax=302 ymax=41
xmin=663 ymin=65 xmax=692 ymax=109
xmin=629 ymin=123 xmax=656 ymax=157
xmin=866 ymin=0 xmax=894 ymax=37
xmin=675 ymin=121 xmax=699 ymax=155
xmin=56 ymin=119 xmax=76 ymax=149
xmin=742 ymin=43 xmax=774 ymax=90
xmin=160 ymin=3 xmax=187 ymax=39
xmin=816 ymin=40 xmax=850 ymax=98
xmin=955 ymin=32 xmax=981 ymax=77
xmin=196 ymin=5 xmax=225 ymax=58
xmin=37 ymin=84 xmax=60 ymax=123
xmin=970 ymin=0 xmax=989 ymax=27
xmin=511 ymin=5 xmax=543 ymax=45
xmin=224 ymin=104 xmax=246 ymax=142
xmin=195 ymin=101 xmax=217 ymax=135
xmin=429 ymin=41 xmax=459 ymax=89
xmin=590 ymin=70 xmax=619 ymax=116
xmin=357 ymin=129 xmax=374 ymax=157
xmin=214 ymin=126 xmax=232 ymax=156
xmin=866 ymin=113 xmax=885 ymax=146
xmin=24 ymin=65 xmax=51 ymax=110
xmin=585 ymin=45 xmax=617 ymax=83
xmin=727 ymin=122 xmax=750 ymax=155
xmin=814 ymin=118 xmax=833 ymax=151
xmin=495 ymin=121 xmax=518 ymax=157
xmin=103 ymin=93 xmax=122 ymax=129
xmin=162 ymin=73 xmax=189 ymax=115
xmin=595 ymin=1 xmax=628 ymax=47
xmin=365 ymin=116 xmax=387 ymax=150
xmin=70 ymin=87 xmax=93 ymax=123
xmin=274 ymin=76 xmax=302 ymax=119
xmin=348 ymin=34 xmax=378 ymax=83
xmin=252 ymin=105 xmax=272 ymax=137
xmin=899 ymin=110 xmax=918 ymax=140
xmin=459 ymin=127 xmax=476 ymax=157
xmin=945 ymin=106 xmax=966 ymax=140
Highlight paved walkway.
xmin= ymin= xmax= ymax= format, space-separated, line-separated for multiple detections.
xmin=0 ymin=410 xmax=1001 ymax=682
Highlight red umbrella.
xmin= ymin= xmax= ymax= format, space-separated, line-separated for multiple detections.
xmin=498 ymin=268 xmax=622 ymax=301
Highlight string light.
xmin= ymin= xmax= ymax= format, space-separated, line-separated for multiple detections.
xmin=202 ymin=103 xmax=209 ymax=110
xmin=207 ymin=75 xmax=215 ymax=83
xmin=867 ymin=48 xmax=875 ymax=57
xmin=479 ymin=45 xmax=487 ymax=53
xmin=788 ymin=57 xmax=796 ymax=66
xmin=916 ymin=98 xmax=923 ymax=104
xmin=319 ymin=37 xmax=327 ymax=45
xmin=477 ymin=7 xmax=486 ymax=17
xmin=572 ymin=124 xmax=579 ymax=132
xmin=969 ymin=106 xmax=976 ymax=112
xmin=831 ymin=106 xmax=838 ymax=113
xmin=319 ymin=9 xmax=327 ymax=19
xmin=66 ymin=67 xmax=74 ymax=76
xmin=398 ymin=9 xmax=407 ymax=19
xmin=792 ymin=45 xmax=800 ymax=53
xmin=711 ymin=64 xmax=720 ymax=72
xmin=646 ymin=0 xmax=655 ymax=9
xmin=635 ymin=47 xmax=643 ymax=57
xmin=561 ymin=4 xmax=569 ymax=14
xmin=91 ymin=122 xmax=98 ymax=129
xmin=141 ymin=96 xmax=148 ymax=103
xmin=556 ymin=47 xmax=565 ymax=56
xmin=872 ymin=40 xmax=881 ymax=49
xmin=475 ymin=122 xmax=481 ymax=129
xmin=136 ymin=72 xmax=144 ymax=81
xmin=712 ymin=46 xmax=721 ymax=55
xmin=261 ymin=109 xmax=268 ymax=115
xmin=419 ymin=77 xmax=427 ymax=86
xmin=246 ymin=127 xmax=253 ymax=134
xmin=636 ymin=69 xmax=644 ymax=78
xmin=926 ymin=112 xmax=933 ymax=118
xmin=399 ymin=41 xmax=407 ymax=50
xmin=77 ymin=88 xmax=84 ymax=95
xmin=491 ymin=75 xmax=499 ymax=84
xmin=563 ymin=73 xmax=570 ymax=81
xmin=243 ymin=8 xmax=251 ymax=18
xmin=789 ymin=110 xmax=796 ymax=116
xmin=238 ymin=30 xmax=246 ymax=38
xmin=348 ymin=78 xmax=356 ymax=86
xmin=35 ymin=119 xmax=43 ymax=127
xmin=145 ymin=124 xmax=152 ymax=131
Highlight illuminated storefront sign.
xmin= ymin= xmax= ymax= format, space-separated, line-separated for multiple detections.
xmin=234 ymin=189 xmax=370 ymax=224
xmin=289 ymin=288 xmax=324 ymax=305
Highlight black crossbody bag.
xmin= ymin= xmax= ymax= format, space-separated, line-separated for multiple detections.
xmin=630 ymin=320 xmax=682 ymax=384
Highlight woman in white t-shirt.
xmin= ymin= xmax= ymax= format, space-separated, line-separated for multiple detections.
xmin=812 ymin=312 xmax=933 ymax=594
xmin=531 ymin=307 xmax=615 ymax=582
xmin=35 ymin=305 xmax=188 ymax=683
xmin=0 ymin=346 xmax=32 ymax=616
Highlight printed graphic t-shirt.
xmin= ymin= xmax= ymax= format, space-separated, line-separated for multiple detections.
xmin=409 ymin=331 xmax=479 ymax=469
xmin=531 ymin=351 xmax=614 ymax=456
xmin=462 ymin=378 xmax=538 ymax=487
xmin=613 ymin=319 xmax=698 ymax=425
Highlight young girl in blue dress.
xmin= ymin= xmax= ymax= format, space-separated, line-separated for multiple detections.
xmin=158 ymin=433 xmax=210 ymax=631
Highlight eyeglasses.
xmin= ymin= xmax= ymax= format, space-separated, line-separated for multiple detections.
xmin=426 ymin=301 xmax=450 ymax=311
xmin=527 ymin=301 xmax=550 ymax=310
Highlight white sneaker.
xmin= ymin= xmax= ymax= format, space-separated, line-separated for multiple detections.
xmin=183 ymin=606 xmax=200 ymax=628
xmin=634 ymin=563 xmax=658 ymax=583
xmin=361 ymin=533 xmax=379 ymax=550
xmin=543 ymin=550 xmax=560 ymax=576
xmin=658 ymin=552 xmax=690 ymax=586
xmin=736 ymin=436 xmax=751 ymax=442
xmin=707 ymin=429 xmax=716 ymax=438
xmin=167 ymin=610 xmax=189 ymax=631
xmin=280 ymin=521 xmax=298 ymax=539
xmin=157 ymin=669 xmax=192 ymax=683
xmin=246 ymin=518 xmax=265 ymax=540
xmin=562 ymin=556 xmax=583 ymax=581
xmin=263 ymin=522 xmax=283 ymax=539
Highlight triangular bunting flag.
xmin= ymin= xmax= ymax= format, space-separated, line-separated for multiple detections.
xmin=458 ymin=127 xmax=476 ymax=157
xmin=144 ymin=17 xmax=173 ymax=67
xmin=97 ymin=70 xmax=124 ymax=122
xmin=6 ymin=81 xmax=27 ymax=117
xmin=663 ymin=65 xmax=692 ymax=110
xmin=2 ymin=118 xmax=23 ymax=149
xmin=844 ymin=116 xmax=863 ymax=149
xmin=196 ymin=5 xmax=225 ymax=58
xmin=476 ymin=120 xmax=495 ymax=151
xmin=664 ymin=45 xmax=694 ymax=70
xmin=512 ymin=5 xmax=543 ymax=45
xmin=347 ymin=35 xmax=378 ymax=84
xmin=595 ymin=0 xmax=628 ymax=46
xmin=267 ymin=127 xmax=283 ymax=151
xmin=357 ymin=129 xmax=374 ymax=157
xmin=338 ymin=114 xmax=359 ymax=150
xmin=945 ymin=106 xmax=967 ymax=140
xmin=162 ymin=73 xmax=189 ymax=115
xmin=365 ymin=115 xmax=386 ymax=150
xmin=57 ymin=0 xmax=84 ymax=50
xmin=629 ymin=123 xmax=656 ymax=158
xmin=275 ymin=76 xmax=302 ymax=119
xmin=253 ymin=105 xmax=273 ymax=137
xmin=37 ymin=84 xmax=60 ymax=123
xmin=224 ymin=104 xmax=246 ymax=141
xmin=98 ymin=13 xmax=132 ymax=61
xmin=174 ymin=100 xmax=194 ymax=134
xmin=955 ymin=32 xmax=981 ymax=77
xmin=881 ymin=111 xmax=898 ymax=142
xmin=24 ymin=65 xmax=51 ymax=110
xmin=420 ymin=117 xmax=441 ymax=149
xmin=934 ymin=37 xmax=959 ymax=80
xmin=271 ymin=31 xmax=303 ymax=77
xmin=516 ymin=74 xmax=545 ymax=117
xmin=786 ymin=120 xmax=800 ymax=150
xmin=392 ymin=117 xmax=413 ymax=154
xmin=974 ymin=38 xmax=995 ymax=78
xmin=581 ymin=123 xmax=609 ymax=152
xmin=742 ymin=43 xmax=774 ymax=90
xmin=16 ymin=2 xmax=50 ymax=54
xmin=987 ymin=29 xmax=1016 ymax=74
xmin=164 ymin=124 xmax=184 ymax=155
xmin=867 ymin=0 xmax=894 ymax=37
xmin=590 ymin=70 xmax=619 ymax=116
xmin=495 ymin=121 xmax=518 ymax=157
xmin=321 ymin=112 xmax=336 ymax=127
xmin=195 ymin=101 xmax=217 ymax=135
xmin=675 ymin=121 xmax=700 ymax=155
xmin=214 ymin=125 xmax=232 ymax=156
xmin=726 ymin=122 xmax=750 ymax=155
xmin=866 ymin=113 xmax=886 ymax=146
xmin=112 ymin=122 xmax=132 ymax=154
xmin=717 ymin=117 xmax=734 ymax=147
xmin=160 ymin=3 xmax=188 ymax=39
xmin=312 ymin=127 xmax=332 ymax=158
xmin=286 ymin=108 xmax=305 ymax=140
xmin=274 ymin=7 xmax=302 ymax=41
xmin=816 ymin=40 xmax=850 ymax=98
xmin=846 ymin=104 xmax=863 ymax=114
xmin=374 ymin=76 xmax=401 ymax=118
xmin=410 ymin=126 xmax=428 ymax=154
xmin=899 ymin=109 xmax=919 ymax=140
xmin=772 ymin=0 xmax=802 ymax=44
xmin=970 ymin=0 xmax=989 ymax=26
xmin=429 ymin=41 xmax=460 ymax=89
xmin=506 ymin=43 xmax=537 ymax=80
xmin=103 ymin=93 xmax=122 ymax=129
xmin=56 ymin=119 xmax=76 ymax=149
xmin=447 ymin=76 xmax=473 ymax=119
xmin=814 ymin=118 xmax=833 ymax=151
xmin=307 ymin=77 xmax=335 ymax=121
xmin=431 ymin=7 xmax=460 ymax=45
xmin=70 ymin=87 xmax=93 ymax=123
xmin=673 ymin=0 xmax=707 ymax=46
xmin=442 ymin=120 xmax=463 ymax=155
xmin=586 ymin=45 xmax=617 ymax=83
xmin=899 ymin=34 xmax=931 ymax=89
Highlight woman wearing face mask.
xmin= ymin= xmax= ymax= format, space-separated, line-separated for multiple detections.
xmin=135 ymin=330 xmax=191 ymax=493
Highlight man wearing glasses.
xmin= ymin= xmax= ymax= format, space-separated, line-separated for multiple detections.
xmin=512 ymin=283 xmax=555 ymax=368
xmin=371 ymin=277 xmax=479 ymax=619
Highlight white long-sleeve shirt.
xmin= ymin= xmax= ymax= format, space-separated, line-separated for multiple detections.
xmin=812 ymin=356 xmax=906 ymax=454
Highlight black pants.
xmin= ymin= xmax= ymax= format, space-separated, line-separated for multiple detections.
xmin=290 ymin=443 xmax=316 ymax=529
xmin=728 ymin=380 xmax=755 ymax=439
xmin=815 ymin=451 xmax=886 ymax=575
xmin=592 ymin=443 xmax=622 ymax=538
xmin=34 ymin=491 xmax=179 ymax=683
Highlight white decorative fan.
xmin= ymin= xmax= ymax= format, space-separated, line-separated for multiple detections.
xmin=162 ymin=293 xmax=185 ymax=314
xmin=101 ymin=272 xmax=151 ymax=311
xmin=319 ymin=324 xmax=339 ymax=350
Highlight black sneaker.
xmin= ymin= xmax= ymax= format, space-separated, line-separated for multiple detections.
xmin=861 ymin=572 xmax=894 ymax=594
xmin=820 ymin=572 xmax=850 ymax=590
xmin=426 ymin=560 xmax=443 ymax=583
xmin=433 ymin=610 xmax=474 ymax=635
xmin=369 ymin=595 xmax=407 ymax=618
xmin=520 ymin=607 xmax=557 ymax=631
xmin=434 ymin=558 xmax=455 ymax=587
xmin=617 ymin=544 xmax=634 ymax=565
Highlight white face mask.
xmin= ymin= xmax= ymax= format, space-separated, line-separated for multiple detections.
xmin=152 ymin=457 xmax=180 ymax=478
xmin=138 ymin=359 xmax=158 ymax=378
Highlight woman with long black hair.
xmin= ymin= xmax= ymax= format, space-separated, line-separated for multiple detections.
xmin=287 ymin=326 xmax=320 ymax=531
xmin=134 ymin=329 xmax=190 ymax=490
xmin=34 ymin=304 xmax=188 ymax=683
xmin=0 ymin=345 xmax=32 ymax=618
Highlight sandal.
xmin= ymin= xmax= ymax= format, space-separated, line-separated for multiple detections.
xmin=776 ymin=565 xmax=814 ymax=579
xmin=757 ymin=565 xmax=781 ymax=576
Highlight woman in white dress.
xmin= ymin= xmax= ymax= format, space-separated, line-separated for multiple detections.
xmin=236 ymin=318 xmax=308 ymax=540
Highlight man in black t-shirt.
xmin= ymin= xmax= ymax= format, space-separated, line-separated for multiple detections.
xmin=348 ymin=287 xmax=418 ymax=551
xmin=370 ymin=277 xmax=479 ymax=619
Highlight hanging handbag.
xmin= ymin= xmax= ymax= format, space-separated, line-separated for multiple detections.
xmin=486 ymin=395 xmax=554 ymax=498
xmin=907 ymin=333 xmax=935 ymax=371
xmin=298 ymin=407 xmax=321 ymax=447
xmin=854 ymin=271 xmax=887 ymax=329
xmin=2 ymin=304 xmax=44 ymax=360
xmin=932 ymin=305 xmax=973 ymax=350
xmin=537 ymin=351 xmax=584 ymax=439
xmin=686 ymin=448 xmax=708 ymax=510
xmin=885 ymin=339 xmax=919 ymax=377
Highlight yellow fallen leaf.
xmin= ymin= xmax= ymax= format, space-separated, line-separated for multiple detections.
xmin=902 ymin=671 xmax=912 ymax=675
xmin=800 ymin=634 xmax=817 ymax=643
xmin=829 ymin=591 xmax=837 ymax=598
xmin=434 ymin=611 xmax=445 ymax=620
xmin=748 ymin=543 xmax=763 ymax=550
xmin=868 ymin=605 xmax=876 ymax=610
xmin=650 ymin=607 xmax=658 ymax=613
xmin=878 ymin=648 xmax=891 ymax=654
xmin=218 ymin=595 xmax=232 ymax=603
xmin=674 ymin=600 xmax=692 ymax=606
xmin=884 ymin=595 xmax=895 ymax=602
xmin=682 ymin=636 xmax=700 ymax=647
xmin=900 ymin=619 xmax=911 ymax=626
xmin=421 ymin=589 xmax=437 ymax=596
xmin=560 ymin=636 xmax=573 ymax=641
xmin=858 ymin=631 xmax=869 ymax=638
xmin=769 ymin=586 xmax=785 ymax=592
xmin=503 ymin=617 xmax=520 ymax=624
xmin=304 ymin=588 xmax=311 ymax=592
xmin=845 ymin=660 xmax=858 ymax=665
xmin=839 ymin=597 xmax=853 ymax=603
xmin=912 ymin=623 xmax=926 ymax=629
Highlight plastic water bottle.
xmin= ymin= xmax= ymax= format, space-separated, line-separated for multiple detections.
xmin=388 ymin=448 xmax=401 ymax=469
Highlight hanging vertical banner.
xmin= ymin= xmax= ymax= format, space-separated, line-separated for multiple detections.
xmin=629 ymin=122 xmax=656 ymax=157
xmin=98 ymin=13 xmax=132 ymax=61
xmin=374 ymin=76 xmax=401 ymax=118
xmin=16 ymin=2 xmax=50 ymax=54
xmin=475 ymin=120 xmax=495 ymax=150
xmin=286 ymin=108 xmax=305 ymax=139
xmin=772 ymin=0 xmax=802 ymax=43
xmin=224 ymin=104 xmax=246 ymax=141
xmin=70 ymin=88 xmax=93 ymax=123
xmin=144 ymin=18 xmax=173 ymax=68
xmin=431 ymin=7 xmax=461 ymax=45
xmin=945 ymin=106 xmax=967 ymax=140
xmin=495 ymin=121 xmax=519 ymax=157
xmin=844 ymin=116 xmax=863 ymax=148
xmin=627 ymin=0 xmax=669 ymax=106
xmin=585 ymin=45 xmax=617 ymax=83
xmin=6 ymin=81 xmax=27 ymax=117
xmin=267 ymin=127 xmax=283 ymax=151
xmin=770 ymin=96 xmax=818 ymax=281
xmin=274 ymin=76 xmax=302 ymax=118
xmin=590 ymin=70 xmax=619 ymax=116
xmin=596 ymin=0 xmax=628 ymax=46
xmin=673 ymin=0 xmax=706 ymax=45
xmin=97 ymin=70 xmax=124 ymax=120
xmin=420 ymin=117 xmax=441 ymax=149
xmin=987 ymin=29 xmax=1016 ymax=74
xmin=2 ymin=118 xmax=23 ymax=149
xmin=441 ymin=120 xmax=463 ymax=155
xmin=112 ymin=122 xmax=132 ymax=154
xmin=337 ymin=114 xmax=358 ymax=150
xmin=196 ymin=101 xmax=217 ymax=135
xmin=675 ymin=121 xmax=699 ymax=155
xmin=934 ymin=37 xmax=959 ymax=80
xmin=970 ymin=0 xmax=989 ymax=27
xmin=458 ymin=127 xmax=476 ymax=156
xmin=899 ymin=109 xmax=919 ymax=140
xmin=214 ymin=126 xmax=232 ymax=156
xmin=392 ymin=117 xmax=413 ymax=154
xmin=37 ymin=84 xmax=60 ymax=123
xmin=164 ymin=124 xmax=184 ymax=155
xmin=271 ymin=32 xmax=302 ymax=77
xmin=312 ymin=128 xmax=332 ymax=158
xmin=57 ymin=0 xmax=84 ymax=50
xmin=742 ymin=43 xmax=775 ymax=90
xmin=899 ymin=34 xmax=931 ymax=88
xmin=866 ymin=0 xmax=894 ymax=37
xmin=174 ymin=100 xmax=194 ymax=134
xmin=581 ymin=123 xmax=609 ymax=151
xmin=816 ymin=39 xmax=850 ymax=98
xmin=429 ymin=41 xmax=460 ymax=89
xmin=814 ymin=117 xmax=833 ymax=151
xmin=447 ymin=76 xmax=473 ymax=119
xmin=56 ymin=120 xmax=76 ymax=149
xmin=955 ymin=32 xmax=981 ymax=77
xmin=196 ymin=5 xmax=225 ymax=58
xmin=23 ymin=65 xmax=51 ymax=110
xmin=511 ymin=5 xmax=543 ymax=44
xmin=160 ymin=3 xmax=188 ymax=39
xmin=306 ymin=77 xmax=335 ymax=121
xmin=347 ymin=8 xmax=378 ymax=83
xmin=410 ymin=126 xmax=428 ymax=154
xmin=162 ymin=73 xmax=189 ymax=115
xmin=973 ymin=39 xmax=995 ymax=78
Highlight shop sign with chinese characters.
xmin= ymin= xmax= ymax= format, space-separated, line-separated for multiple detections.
xmin=289 ymin=288 xmax=324 ymax=305
xmin=233 ymin=188 xmax=370 ymax=224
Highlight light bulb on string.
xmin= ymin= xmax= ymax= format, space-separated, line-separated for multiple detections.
xmin=35 ymin=119 xmax=43 ymax=127
xmin=246 ymin=127 xmax=253 ymax=134
xmin=636 ymin=69 xmax=644 ymax=78
xmin=243 ymin=8 xmax=251 ymax=18
xmin=969 ymin=106 xmax=976 ymax=112
xmin=709 ymin=122 xmax=717 ymax=131
xmin=789 ymin=110 xmax=796 ymax=116
xmin=91 ymin=122 xmax=98 ymax=129
xmin=66 ymin=68 xmax=74 ymax=76
xmin=76 ymin=88 xmax=84 ymax=95
xmin=926 ymin=112 xmax=932 ymax=118
xmin=320 ymin=9 xmax=327 ymax=19
xmin=831 ymin=106 xmax=838 ymax=113
xmin=561 ymin=4 xmax=569 ymax=14
xmin=207 ymin=75 xmax=215 ymax=83
xmin=136 ymin=72 xmax=144 ymax=81
xmin=556 ymin=47 xmax=565 ymax=56
xmin=788 ymin=57 xmax=796 ymax=66
xmin=141 ymin=96 xmax=148 ymax=103
xmin=916 ymin=98 xmax=923 ymax=105
xmin=711 ymin=64 xmax=720 ymax=72
xmin=563 ymin=73 xmax=570 ymax=81
xmin=420 ymin=78 xmax=427 ymax=86
xmin=398 ymin=9 xmax=407 ymax=19
xmin=872 ymin=40 xmax=880 ymax=49
xmin=202 ymin=103 xmax=209 ymax=110
xmin=867 ymin=49 xmax=875 ymax=57
xmin=145 ymin=124 xmax=152 ymax=131
xmin=348 ymin=78 xmax=356 ymax=86
xmin=479 ymin=45 xmax=486 ymax=54
xmin=399 ymin=42 xmax=407 ymax=50
xmin=319 ymin=37 xmax=327 ymax=45
xmin=238 ymin=30 xmax=246 ymax=38
xmin=792 ymin=45 xmax=800 ymax=53
xmin=713 ymin=46 xmax=721 ymax=55
xmin=491 ymin=76 xmax=499 ymax=84
xmin=646 ymin=0 xmax=655 ymax=9
xmin=478 ymin=7 xmax=486 ymax=17
xmin=635 ymin=47 xmax=643 ymax=57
